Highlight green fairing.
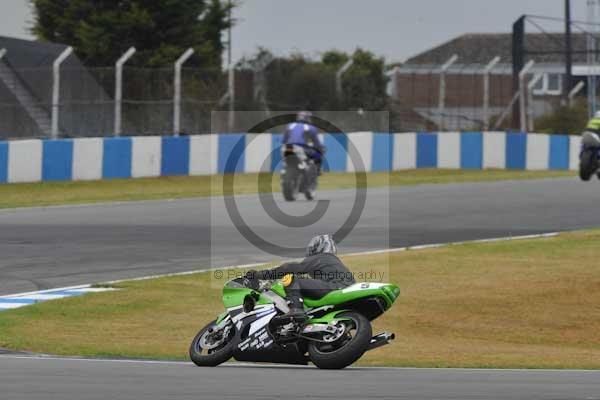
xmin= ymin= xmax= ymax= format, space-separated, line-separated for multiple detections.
xmin=307 ymin=309 xmax=351 ymax=324
xmin=271 ymin=282 xmax=399 ymax=309
xmin=221 ymin=280 xmax=400 ymax=314
xmin=222 ymin=285 xmax=252 ymax=308
xmin=222 ymin=284 xmax=275 ymax=309
xmin=303 ymin=283 xmax=400 ymax=310
xmin=270 ymin=282 xmax=287 ymax=298
xmin=215 ymin=311 xmax=229 ymax=324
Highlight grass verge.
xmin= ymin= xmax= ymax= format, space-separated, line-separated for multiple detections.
xmin=1 ymin=229 xmax=599 ymax=368
xmin=0 ymin=169 xmax=573 ymax=209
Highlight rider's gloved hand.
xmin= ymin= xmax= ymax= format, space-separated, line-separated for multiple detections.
xmin=243 ymin=270 xmax=260 ymax=290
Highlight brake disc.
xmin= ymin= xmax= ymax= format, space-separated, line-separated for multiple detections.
xmin=200 ymin=325 xmax=230 ymax=350
xmin=322 ymin=322 xmax=348 ymax=343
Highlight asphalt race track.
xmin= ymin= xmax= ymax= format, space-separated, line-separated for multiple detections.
xmin=2 ymin=177 xmax=600 ymax=296
xmin=0 ymin=356 xmax=599 ymax=400
xmin=2 ymin=176 xmax=600 ymax=399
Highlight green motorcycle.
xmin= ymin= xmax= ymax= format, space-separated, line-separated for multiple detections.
xmin=189 ymin=276 xmax=400 ymax=369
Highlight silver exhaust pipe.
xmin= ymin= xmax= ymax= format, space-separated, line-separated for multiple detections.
xmin=366 ymin=332 xmax=395 ymax=351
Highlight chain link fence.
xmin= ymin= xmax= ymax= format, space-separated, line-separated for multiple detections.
xmin=388 ymin=62 xmax=575 ymax=133
xmin=0 ymin=65 xmax=227 ymax=139
xmin=0 ymin=61 xmax=590 ymax=139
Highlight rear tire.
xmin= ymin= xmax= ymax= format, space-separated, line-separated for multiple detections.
xmin=304 ymin=189 xmax=314 ymax=201
xmin=579 ymin=150 xmax=596 ymax=181
xmin=189 ymin=319 xmax=235 ymax=367
xmin=303 ymin=164 xmax=317 ymax=201
xmin=282 ymin=168 xmax=299 ymax=201
xmin=308 ymin=312 xmax=372 ymax=369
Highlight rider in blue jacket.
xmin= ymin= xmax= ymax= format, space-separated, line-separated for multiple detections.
xmin=283 ymin=111 xmax=324 ymax=173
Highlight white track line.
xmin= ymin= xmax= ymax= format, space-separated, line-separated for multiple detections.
xmin=344 ymin=232 xmax=559 ymax=256
xmin=0 ymin=354 xmax=598 ymax=373
xmin=0 ymin=284 xmax=91 ymax=299
xmin=0 ymin=287 xmax=115 ymax=311
xmin=106 ymin=232 xmax=560 ymax=284
xmin=102 ymin=262 xmax=268 ymax=285
xmin=1 ymin=232 xmax=560 ymax=300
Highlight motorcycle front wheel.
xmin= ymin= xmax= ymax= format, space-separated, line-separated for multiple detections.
xmin=579 ymin=149 xmax=597 ymax=181
xmin=189 ymin=319 xmax=235 ymax=367
xmin=307 ymin=312 xmax=372 ymax=369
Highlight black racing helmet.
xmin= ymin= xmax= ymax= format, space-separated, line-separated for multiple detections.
xmin=306 ymin=234 xmax=337 ymax=257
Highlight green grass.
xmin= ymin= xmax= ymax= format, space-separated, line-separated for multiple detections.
xmin=1 ymin=229 xmax=599 ymax=369
xmin=0 ymin=169 xmax=573 ymax=209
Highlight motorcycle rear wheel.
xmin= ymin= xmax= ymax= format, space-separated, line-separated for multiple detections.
xmin=282 ymin=168 xmax=300 ymax=201
xmin=303 ymin=163 xmax=317 ymax=201
xmin=308 ymin=312 xmax=372 ymax=369
xmin=189 ymin=319 xmax=235 ymax=367
xmin=579 ymin=149 xmax=596 ymax=181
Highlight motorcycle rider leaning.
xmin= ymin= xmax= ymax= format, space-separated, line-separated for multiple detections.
xmin=283 ymin=111 xmax=325 ymax=174
xmin=243 ymin=234 xmax=355 ymax=320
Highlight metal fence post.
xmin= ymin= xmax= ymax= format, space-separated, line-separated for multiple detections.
xmin=228 ymin=66 xmax=235 ymax=131
xmin=51 ymin=46 xmax=73 ymax=139
xmin=387 ymin=66 xmax=399 ymax=100
xmin=114 ymin=47 xmax=136 ymax=137
xmin=438 ymin=54 xmax=458 ymax=131
xmin=527 ymin=74 xmax=543 ymax=132
xmin=483 ymin=56 xmax=501 ymax=131
xmin=518 ymin=60 xmax=535 ymax=132
xmin=173 ymin=48 xmax=194 ymax=136
xmin=336 ymin=59 xmax=354 ymax=100
xmin=252 ymin=54 xmax=274 ymax=116
xmin=568 ymin=81 xmax=585 ymax=106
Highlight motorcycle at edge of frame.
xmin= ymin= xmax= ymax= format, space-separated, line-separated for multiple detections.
xmin=280 ymin=143 xmax=321 ymax=201
xmin=189 ymin=277 xmax=399 ymax=369
xmin=579 ymin=131 xmax=600 ymax=181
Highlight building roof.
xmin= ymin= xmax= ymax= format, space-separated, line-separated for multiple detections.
xmin=0 ymin=36 xmax=111 ymax=138
xmin=0 ymin=35 xmax=73 ymax=68
xmin=404 ymin=32 xmax=591 ymax=65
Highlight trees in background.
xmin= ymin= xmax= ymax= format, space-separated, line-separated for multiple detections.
xmin=237 ymin=48 xmax=388 ymax=111
xmin=30 ymin=2 xmax=389 ymax=120
xmin=534 ymin=99 xmax=589 ymax=135
xmin=30 ymin=0 xmax=233 ymax=67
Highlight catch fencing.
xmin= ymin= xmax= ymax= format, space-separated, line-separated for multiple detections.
xmin=0 ymin=54 xmax=589 ymax=139
xmin=0 ymin=64 xmax=226 ymax=139
xmin=388 ymin=60 xmax=578 ymax=133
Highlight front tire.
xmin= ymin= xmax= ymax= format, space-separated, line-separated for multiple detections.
xmin=579 ymin=149 xmax=596 ymax=181
xmin=308 ymin=312 xmax=372 ymax=369
xmin=189 ymin=319 xmax=235 ymax=367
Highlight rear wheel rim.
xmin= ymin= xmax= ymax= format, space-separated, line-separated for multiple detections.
xmin=313 ymin=318 xmax=358 ymax=354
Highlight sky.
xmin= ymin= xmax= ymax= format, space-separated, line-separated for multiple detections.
xmin=0 ymin=0 xmax=594 ymax=64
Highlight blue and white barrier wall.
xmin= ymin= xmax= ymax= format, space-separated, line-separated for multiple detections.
xmin=0 ymin=132 xmax=580 ymax=183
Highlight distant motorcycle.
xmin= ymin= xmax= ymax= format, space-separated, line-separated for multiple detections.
xmin=280 ymin=144 xmax=321 ymax=201
xmin=579 ymin=131 xmax=600 ymax=181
